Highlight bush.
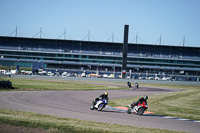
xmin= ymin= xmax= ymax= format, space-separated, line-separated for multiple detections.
xmin=0 ymin=80 xmax=14 ymax=89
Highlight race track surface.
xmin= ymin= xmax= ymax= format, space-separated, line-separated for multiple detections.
xmin=0 ymin=86 xmax=199 ymax=133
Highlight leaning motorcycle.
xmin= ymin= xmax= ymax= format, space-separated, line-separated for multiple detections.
xmin=90 ymin=98 xmax=108 ymax=111
xmin=135 ymin=83 xmax=139 ymax=89
xmin=127 ymin=101 xmax=148 ymax=115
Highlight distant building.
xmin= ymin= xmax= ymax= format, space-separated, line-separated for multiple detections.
xmin=0 ymin=36 xmax=200 ymax=77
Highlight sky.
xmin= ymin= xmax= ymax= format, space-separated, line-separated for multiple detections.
xmin=0 ymin=0 xmax=200 ymax=47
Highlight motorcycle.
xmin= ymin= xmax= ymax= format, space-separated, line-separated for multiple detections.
xmin=90 ymin=98 xmax=108 ymax=111
xmin=127 ymin=81 xmax=132 ymax=88
xmin=135 ymin=83 xmax=139 ymax=89
xmin=127 ymin=101 xmax=148 ymax=115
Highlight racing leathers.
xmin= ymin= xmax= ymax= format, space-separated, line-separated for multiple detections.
xmin=131 ymin=97 xmax=147 ymax=108
xmin=94 ymin=94 xmax=109 ymax=105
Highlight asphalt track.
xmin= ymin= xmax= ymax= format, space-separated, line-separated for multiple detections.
xmin=0 ymin=83 xmax=200 ymax=132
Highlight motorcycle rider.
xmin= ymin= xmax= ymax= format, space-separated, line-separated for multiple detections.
xmin=94 ymin=92 xmax=109 ymax=105
xmin=131 ymin=95 xmax=148 ymax=108
xmin=127 ymin=81 xmax=132 ymax=88
xmin=135 ymin=82 xmax=139 ymax=89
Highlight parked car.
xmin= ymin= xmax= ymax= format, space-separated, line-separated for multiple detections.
xmin=5 ymin=72 xmax=11 ymax=75
xmin=162 ymin=77 xmax=172 ymax=81
xmin=155 ymin=77 xmax=161 ymax=80
xmin=81 ymin=72 xmax=87 ymax=77
xmin=108 ymin=74 xmax=115 ymax=78
xmin=102 ymin=74 xmax=108 ymax=78
xmin=62 ymin=72 xmax=68 ymax=77
xmin=49 ymin=73 xmax=54 ymax=76
xmin=147 ymin=76 xmax=154 ymax=80
xmin=47 ymin=71 xmax=52 ymax=76
xmin=118 ymin=75 xmax=122 ymax=78
xmin=139 ymin=76 xmax=146 ymax=80
xmin=126 ymin=76 xmax=131 ymax=79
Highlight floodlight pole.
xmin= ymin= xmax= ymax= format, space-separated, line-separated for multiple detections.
xmin=159 ymin=34 xmax=162 ymax=45
xmin=112 ymin=32 xmax=114 ymax=42
xmin=183 ymin=35 xmax=185 ymax=47
xmin=40 ymin=27 xmax=42 ymax=39
xmin=136 ymin=33 xmax=138 ymax=44
xmin=15 ymin=26 xmax=18 ymax=37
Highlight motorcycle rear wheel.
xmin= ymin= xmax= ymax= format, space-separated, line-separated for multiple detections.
xmin=90 ymin=102 xmax=95 ymax=110
xmin=98 ymin=104 xmax=104 ymax=111
xmin=127 ymin=108 xmax=132 ymax=114
xmin=137 ymin=108 xmax=145 ymax=115
xmin=90 ymin=105 xmax=94 ymax=110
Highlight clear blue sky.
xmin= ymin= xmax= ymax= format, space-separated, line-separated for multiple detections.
xmin=0 ymin=0 xmax=200 ymax=47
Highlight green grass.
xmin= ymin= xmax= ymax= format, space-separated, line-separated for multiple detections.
xmin=1 ymin=77 xmax=126 ymax=91
xmin=0 ymin=76 xmax=199 ymax=132
xmin=0 ymin=108 xmax=185 ymax=133
xmin=109 ymin=84 xmax=200 ymax=121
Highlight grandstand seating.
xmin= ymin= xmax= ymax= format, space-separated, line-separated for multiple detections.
xmin=0 ymin=36 xmax=200 ymax=77
xmin=0 ymin=42 xmax=199 ymax=60
xmin=0 ymin=36 xmax=199 ymax=58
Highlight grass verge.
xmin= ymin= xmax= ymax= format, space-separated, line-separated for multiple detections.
xmin=109 ymin=84 xmax=200 ymax=121
xmin=0 ymin=108 xmax=185 ymax=133
xmin=1 ymin=77 xmax=126 ymax=91
xmin=0 ymin=76 xmax=199 ymax=132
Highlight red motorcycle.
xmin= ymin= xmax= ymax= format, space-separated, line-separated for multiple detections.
xmin=127 ymin=101 xmax=148 ymax=115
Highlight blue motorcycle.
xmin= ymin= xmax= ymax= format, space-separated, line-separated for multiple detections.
xmin=90 ymin=98 xmax=108 ymax=111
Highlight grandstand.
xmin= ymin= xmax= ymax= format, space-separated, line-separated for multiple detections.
xmin=0 ymin=36 xmax=200 ymax=80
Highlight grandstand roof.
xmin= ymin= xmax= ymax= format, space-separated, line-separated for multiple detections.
xmin=0 ymin=36 xmax=200 ymax=49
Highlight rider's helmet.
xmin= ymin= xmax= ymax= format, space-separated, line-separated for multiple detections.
xmin=105 ymin=92 xmax=108 ymax=96
xmin=144 ymin=95 xmax=148 ymax=100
